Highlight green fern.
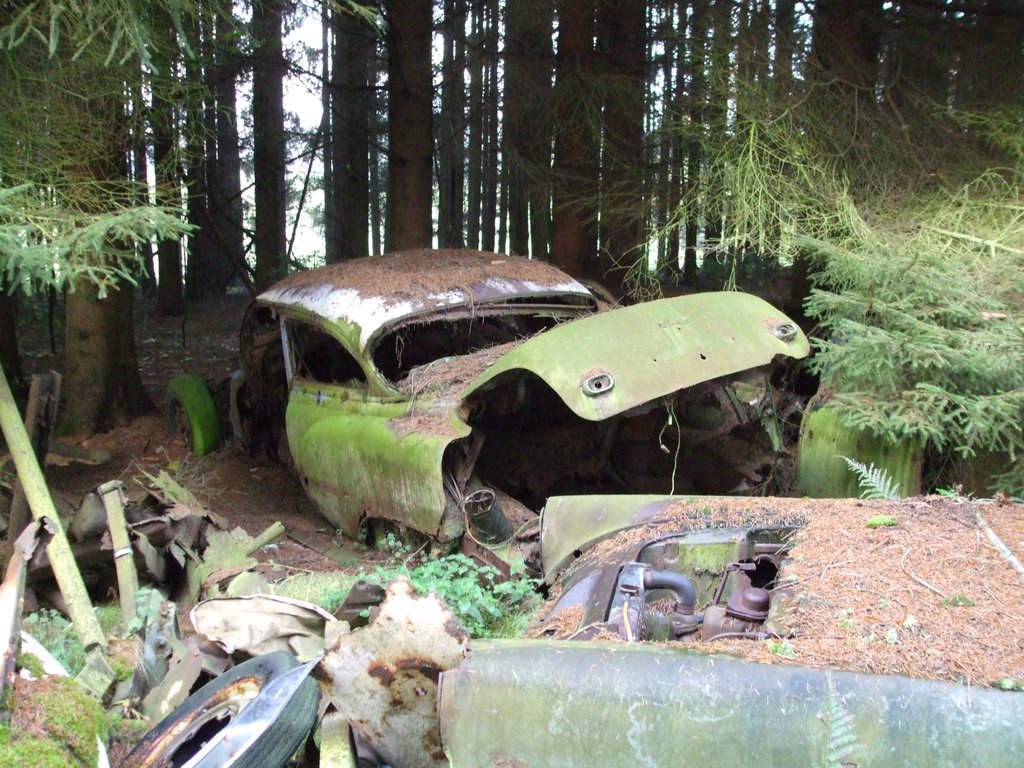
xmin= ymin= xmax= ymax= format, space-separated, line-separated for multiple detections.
xmin=840 ymin=456 xmax=902 ymax=500
xmin=822 ymin=674 xmax=861 ymax=768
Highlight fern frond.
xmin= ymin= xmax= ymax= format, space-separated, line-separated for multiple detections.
xmin=840 ymin=456 xmax=902 ymax=500
xmin=822 ymin=673 xmax=861 ymax=768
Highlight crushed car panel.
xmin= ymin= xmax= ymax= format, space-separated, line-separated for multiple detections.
xmin=463 ymin=291 xmax=809 ymax=422
xmin=438 ymin=640 xmax=1024 ymax=768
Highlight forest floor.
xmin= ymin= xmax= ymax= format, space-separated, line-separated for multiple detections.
xmin=13 ymin=290 xmax=359 ymax=578
xmin=4 ymin=288 xmax=1024 ymax=758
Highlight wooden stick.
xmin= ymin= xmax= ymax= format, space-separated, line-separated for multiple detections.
xmin=0 ymin=363 xmax=105 ymax=651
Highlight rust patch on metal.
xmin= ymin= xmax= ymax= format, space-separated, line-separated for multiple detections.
xmin=368 ymin=663 xmax=395 ymax=687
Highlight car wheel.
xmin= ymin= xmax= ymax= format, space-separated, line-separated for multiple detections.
xmin=165 ymin=374 xmax=223 ymax=457
xmin=124 ymin=652 xmax=320 ymax=768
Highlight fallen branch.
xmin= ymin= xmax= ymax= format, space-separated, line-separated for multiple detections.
xmin=899 ymin=547 xmax=946 ymax=597
xmin=976 ymin=512 xmax=1024 ymax=579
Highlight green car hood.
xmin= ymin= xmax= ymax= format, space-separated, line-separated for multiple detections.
xmin=462 ymin=291 xmax=809 ymax=421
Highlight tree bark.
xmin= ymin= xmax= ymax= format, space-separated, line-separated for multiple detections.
xmin=333 ymin=6 xmax=373 ymax=260
xmin=505 ymin=0 xmax=553 ymax=257
xmin=253 ymin=0 xmax=288 ymax=289
xmin=207 ymin=8 xmax=244 ymax=290
xmin=62 ymin=279 xmax=153 ymax=433
xmin=465 ymin=3 xmax=484 ymax=249
xmin=152 ymin=65 xmax=185 ymax=317
xmin=480 ymin=0 xmax=499 ymax=252
xmin=322 ymin=2 xmax=337 ymax=264
xmin=438 ymin=0 xmax=466 ymax=249
xmin=385 ymin=0 xmax=434 ymax=251
xmin=551 ymin=0 xmax=599 ymax=279
xmin=0 ymin=284 xmax=24 ymax=397
xmin=597 ymin=0 xmax=647 ymax=293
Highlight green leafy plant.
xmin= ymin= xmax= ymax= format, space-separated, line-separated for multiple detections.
xmin=360 ymin=552 xmax=539 ymax=638
xmin=841 ymin=457 xmax=901 ymax=500
xmin=766 ymin=639 xmax=795 ymax=658
xmin=821 ymin=674 xmax=861 ymax=768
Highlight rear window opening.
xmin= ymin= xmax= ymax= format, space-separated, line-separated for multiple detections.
xmin=372 ymin=314 xmax=564 ymax=383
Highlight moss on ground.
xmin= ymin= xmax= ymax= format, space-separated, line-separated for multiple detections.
xmin=1 ymin=676 xmax=107 ymax=767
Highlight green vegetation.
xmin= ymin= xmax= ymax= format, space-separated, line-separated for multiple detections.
xmin=22 ymin=605 xmax=126 ymax=675
xmin=822 ymin=674 xmax=860 ymax=768
xmin=842 ymin=457 xmax=902 ymax=501
xmin=355 ymin=535 xmax=539 ymax=638
xmin=0 ymin=677 xmax=107 ymax=767
xmin=865 ymin=515 xmax=899 ymax=529
xmin=670 ymin=73 xmax=1024 ymax=496
xmin=0 ymin=4 xmax=195 ymax=295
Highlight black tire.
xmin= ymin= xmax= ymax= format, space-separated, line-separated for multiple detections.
xmin=124 ymin=652 xmax=321 ymax=768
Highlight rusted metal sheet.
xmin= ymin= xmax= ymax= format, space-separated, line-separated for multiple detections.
xmin=258 ymin=250 xmax=593 ymax=352
xmin=286 ymin=387 xmax=470 ymax=539
xmin=439 ymin=640 xmax=1024 ymax=767
xmin=540 ymin=495 xmax=681 ymax=581
xmin=464 ymin=292 xmax=809 ymax=422
xmin=319 ymin=579 xmax=469 ymax=768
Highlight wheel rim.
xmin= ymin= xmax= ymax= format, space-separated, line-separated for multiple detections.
xmin=149 ymin=677 xmax=262 ymax=767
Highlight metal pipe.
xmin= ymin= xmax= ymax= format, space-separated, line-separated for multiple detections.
xmin=644 ymin=569 xmax=697 ymax=610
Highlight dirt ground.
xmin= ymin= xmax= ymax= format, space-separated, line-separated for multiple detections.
xmin=11 ymin=291 xmax=356 ymax=575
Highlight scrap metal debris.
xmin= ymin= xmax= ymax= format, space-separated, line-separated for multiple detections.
xmin=192 ymin=594 xmax=335 ymax=661
xmin=318 ymin=579 xmax=469 ymax=768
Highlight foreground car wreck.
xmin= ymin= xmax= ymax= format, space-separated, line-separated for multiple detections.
xmin=225 ymin=249 xmax=809 ymax=568
xmin=160 ymin=495 xmax=1023 ymax=768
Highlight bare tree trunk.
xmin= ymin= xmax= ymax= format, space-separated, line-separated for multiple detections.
xmin=505 ymin=0 xmax=553 ymax=256
xmin=597 ymin=0 xmax=647 ymax=294
xmin=774 ymin=0 xmax=796 ymax=93
xmin=208 ymin=8 xmax=244 ymax=287
xmin=62 ymin=280 xmax=153 ymax=434
xmin=551 ymin=0 xmax=598 ymax=278
xmin=322 ymin=2 xmax=337 ymax=264
xmin=438 ymin=0 xmax=466 ymax=249
xmin=153 ymin=81 xmax=185 ymax=317
xmin=370 ymin=50 xmax=385 ymax=255
xmin=131 ymin=82 xmax=156 ymax=297
xmin=385 ymin=0 xmax=433 ymax=251
xmin=465 ymin=3 xmax=484 ymax=249
xmin=152 ymin=16 xmax=184 ymax=316
xmin=62 ymin=92 xmax=154 ymax=434
xmin=480 ymin=0 xmax=499 ymax=252
xmin=333 ymin=7 xmax=372 ymax=261
xmin=0 ymin=284 xmax=24 ymax=397
xmin=253 ymin=0 xmax=288 ymax=289
xmin=682 ymin=0 xmax=707 ymax=288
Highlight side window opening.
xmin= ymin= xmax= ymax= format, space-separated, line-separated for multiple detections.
xmin=287 ymin=321 xmax=366 ymax=386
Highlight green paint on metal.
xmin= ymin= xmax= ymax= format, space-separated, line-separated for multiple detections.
xmin=540 ymin=495 xmax=691 ymax=582
xmin=166 ymin=374 xmax=222 ymax=456
xmin=464 ymin=293 xmax=810 ymax=422
xmin=639 ymin=536 xmax=747 ymax=604
xmin=797 ymin=404 xmax=922 ymax=498
xmin=439 ymin=640 xmax=1024 ymax=767
xmin=286 ymin=384 xmax=470 ymax=538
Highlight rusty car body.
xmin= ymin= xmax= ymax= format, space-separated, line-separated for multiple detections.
xmin=187 ymin=492 xmax=1024 ymax=767
xmin=229 ymin=249 xmax=809 ymax=569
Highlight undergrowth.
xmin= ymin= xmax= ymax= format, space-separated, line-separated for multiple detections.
xmin=656 ymin=71 xmax=1024 ymax=495
xmin=357 ymin=534 xmax=540 ymax=638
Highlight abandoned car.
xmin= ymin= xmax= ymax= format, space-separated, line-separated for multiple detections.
xmin=139 ymin=494 xmax=1024 ymax=768
xmin=171 ymin=249 xmax=810 ymax=569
